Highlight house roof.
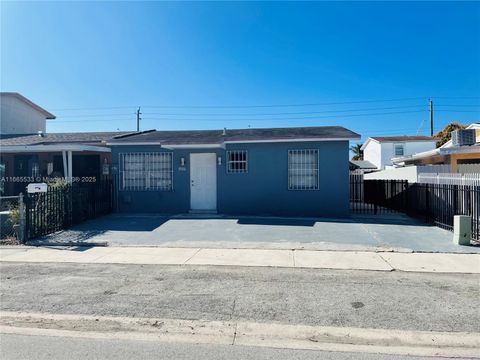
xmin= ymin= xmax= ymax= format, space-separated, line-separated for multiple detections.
xmin=106 ymin=126 xmax=360 ymax=145
xmin=0 ymin=92 xmax=56 ymax=119
xmin=0 ymin=126 xmax=360 ymax=149
xmin=0 ymin=132 xmax=132 ymax=146
xmin=349 ymin=160 xmax=377 ymax=169
xmin=361 ymin=135 xmax=434 ymax=150
xmin=370 ymin=136 xmax=433 ymax=142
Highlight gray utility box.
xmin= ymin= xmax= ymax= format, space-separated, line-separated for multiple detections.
xmin=453 ymin=215 xmax=472 ymax=246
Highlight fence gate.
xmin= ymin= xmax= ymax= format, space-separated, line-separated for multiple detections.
xmin=25 ymin=181 xmax=112 ymax=240
xmin=350 ymin=173 xmax=408 ymax=214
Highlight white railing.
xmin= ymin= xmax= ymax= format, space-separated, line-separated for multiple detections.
xmin=417 ymin=173 xmax=480 ymax=186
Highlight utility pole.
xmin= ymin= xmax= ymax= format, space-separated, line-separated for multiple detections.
xmin=429 ymin=99 xmax=434 ymax=137
xmin=136 ymin=107 xmax=142 ymax=132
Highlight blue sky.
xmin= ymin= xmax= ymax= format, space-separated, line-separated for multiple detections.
xmin=1 ymin=1 xmax=479 ymax=145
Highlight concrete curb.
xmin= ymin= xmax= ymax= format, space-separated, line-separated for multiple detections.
xmin=1 ymin=311 xmax=478 ymax=358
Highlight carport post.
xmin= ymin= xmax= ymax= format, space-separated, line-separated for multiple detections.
xmin=67 ymin=151 xmax=73 ymax=184
xmin=62 ymin=151 xmax=68 ymax=180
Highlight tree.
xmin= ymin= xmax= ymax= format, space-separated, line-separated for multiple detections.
xmin=350 ymin=143 xmax=363 ymax=160
xmin=433 ymin=122 xmax=466 ymax=147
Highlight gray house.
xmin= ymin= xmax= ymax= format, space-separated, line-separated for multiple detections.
xmin=107 ymin=126 xmax=360 ymax=217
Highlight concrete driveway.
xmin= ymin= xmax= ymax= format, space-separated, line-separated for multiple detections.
xmin=32 ymin=213 xmax=480 ymax=253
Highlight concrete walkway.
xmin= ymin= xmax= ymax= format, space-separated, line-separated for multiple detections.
xmin=1 ymin=246 xmax=479 ymax=273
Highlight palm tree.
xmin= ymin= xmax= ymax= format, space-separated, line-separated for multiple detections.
xmin=350 ymin=143 xmax=363 ymax=160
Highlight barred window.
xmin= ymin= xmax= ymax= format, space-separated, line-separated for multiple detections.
xmin=288 ymin=149 xmax=319 ymax=190
xmin=120 ymin=152 xmax=173 ymax=191
xmin=227 ymin=150 xmax=248 ymax=173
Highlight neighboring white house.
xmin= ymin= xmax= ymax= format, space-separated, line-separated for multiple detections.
xmin=364 ymin=125 xmax=480 ymax=183
xmin=0 ymin=92 xmax=56 ymax=135
xmin=389 ymin=123 xmax=480 ymax=174
xmin=360 ymin=136 xmax=436 ymax=170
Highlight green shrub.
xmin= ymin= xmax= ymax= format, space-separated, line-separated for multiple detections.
xmin=8 ymin=206 xmax=20 ymax=226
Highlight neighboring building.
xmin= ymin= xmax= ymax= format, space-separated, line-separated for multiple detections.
xmin=0 ymin=92 xmax=56 ymax=135
xmin=0 ymin=132 xmax=132 ymax=195
xmin=391 ymin=124 xmax=480 ymax=173
xmin=0 ymin=92 xmax=132 ymax=195
xmin=107 ymin=126 xmax=360 ymax=217
xmin=364 ymin=124 xmax=480 ymax=183
xmin=349 ymin=160 xmax=377 ymax=173
xmin=361 ymin=136 xmax=436 ymax=170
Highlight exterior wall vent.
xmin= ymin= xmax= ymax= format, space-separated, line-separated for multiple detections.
xmin=452 ymin=129 xmax=476 ymax=146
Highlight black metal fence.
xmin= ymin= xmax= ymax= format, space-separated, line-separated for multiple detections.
xmin=350 ymin=175 xmax=480 ymax=241
xmin=25 ymin=181 xmax=112 ymax=239
xmin=350 ymin=174 xmax=408 ymax=214
xmin=407 ymin=183 xmax=479 ymax=240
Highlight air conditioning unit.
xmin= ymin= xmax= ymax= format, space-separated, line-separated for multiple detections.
xmin=452 ymin=129 xmax=476 ymax=146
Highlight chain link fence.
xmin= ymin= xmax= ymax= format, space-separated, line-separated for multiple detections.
xmin=0 ymin=195 xmax=23 ymax=244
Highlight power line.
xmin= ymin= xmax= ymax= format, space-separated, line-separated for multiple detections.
xmin=140 ymin=110 xmax=428 ymax=122
xmin=54 ymin=109 xmax=429 ymax=123
xmin=141 ymin=105 xmax=426 ymax=117
xmin=436 ymin=104 xmax=480 ymax=107
xmin=51 ymin=106 xmax=478 ymax=120
xmin=51 ymin=104 xmax=478 ymax=118
xmin=432 ymin=96 xmax=480 ymax=99
xmin=141 ymin=97 xmax=428 ymax=109
xmin=53 ymin=113 xmax=136 ymax=118
xmin=53 ymin=118 xmax=137 ymax=123
xmin=50 ymin=97 xmax=429 ymax=111
xmin=50 ymin=106 xmax=137 ymax=111
xmin=436 ymin=110 xmax=480 ymax=113
xmin=46 ymin=97 xmax=480 ymax=112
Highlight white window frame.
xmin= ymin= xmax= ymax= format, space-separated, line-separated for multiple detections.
xmin=119 ymin=152 xmax=173 ymax=191
xmin=227 ymin=150 xmax=248 ymax=174
xmin=394 ymin=143 xmax=405 ymax=156
xmin=288 ymin=149 xmax=319 ymax=191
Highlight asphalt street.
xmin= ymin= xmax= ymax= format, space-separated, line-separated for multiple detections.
xmin=1 ymin=262 xmax=479 ymax=332
xmin=0 ymin=333 xmax=470 ymax=360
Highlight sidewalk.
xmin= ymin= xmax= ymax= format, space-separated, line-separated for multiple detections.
xmin=1 ymin=246 xmax=479 ymax=273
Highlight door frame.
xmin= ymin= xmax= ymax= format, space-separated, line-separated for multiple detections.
xmin=189 ymin=153 xmax=217 ymax=211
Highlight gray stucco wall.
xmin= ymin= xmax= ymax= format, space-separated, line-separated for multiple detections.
xmin=110 ymin=140 xmax=349 ymax=217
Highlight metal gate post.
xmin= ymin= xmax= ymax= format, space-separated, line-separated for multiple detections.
xmin=453 ymin=184 xmax=458 ymax=216
xmin=18 ymin=193 xmax=26 ymax=243
xmin=425 ymin=183 xmax=430 ymax=223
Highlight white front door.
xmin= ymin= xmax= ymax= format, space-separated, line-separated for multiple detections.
xmin=190 ymin=153 xmax=217 ymax=211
